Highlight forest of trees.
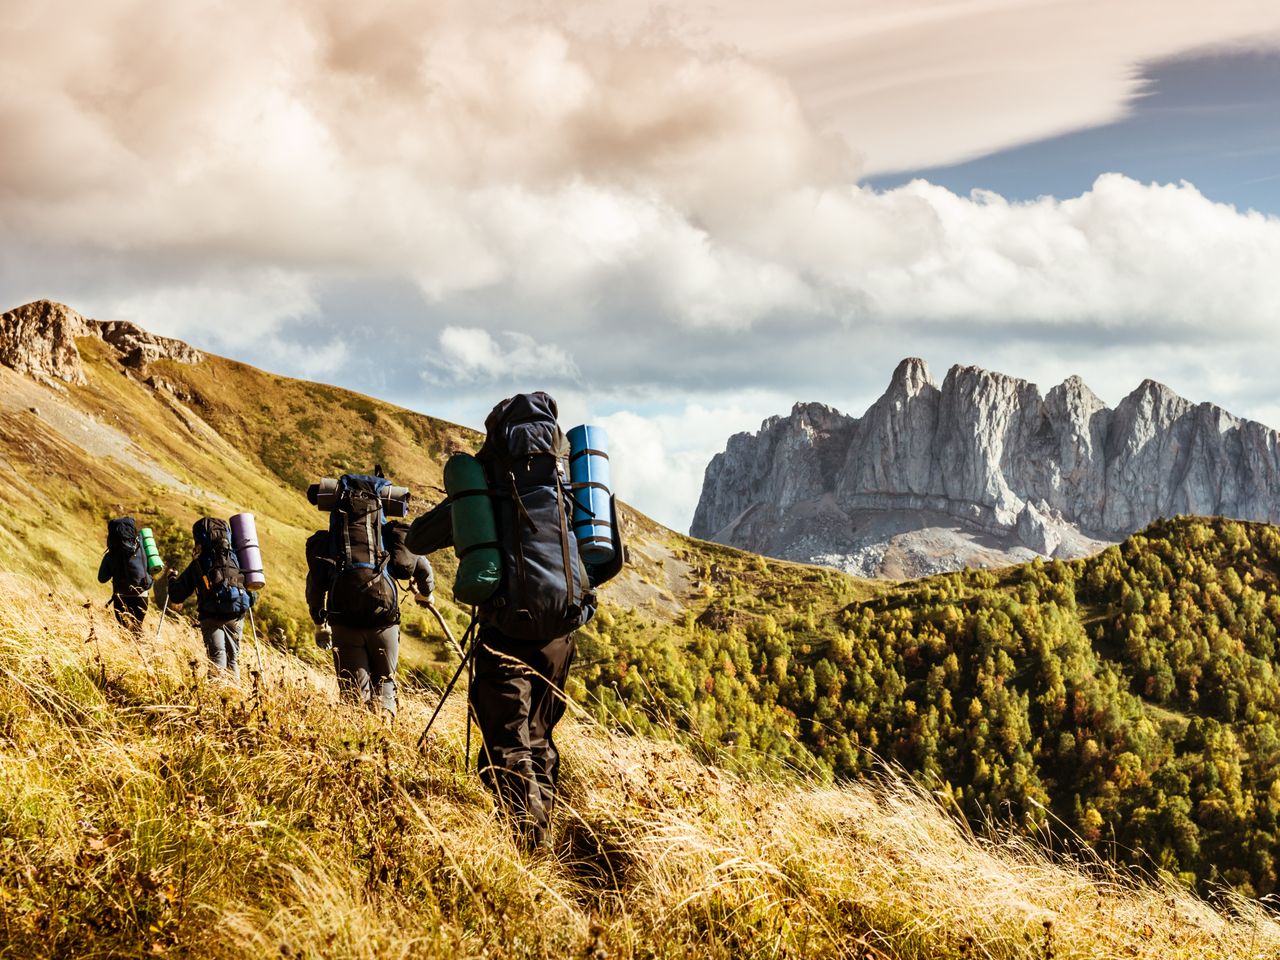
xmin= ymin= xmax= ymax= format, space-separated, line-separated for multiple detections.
xmin=572 ymin=517 xmax=1280 ymax=898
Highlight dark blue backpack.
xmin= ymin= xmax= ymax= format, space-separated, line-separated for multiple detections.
xmin=106 ymin=516 xmax=153 ymax=595
xmin=325 ymin=474 xmax=399 ymax=628
xmin=193 ymin=518 xmax=250 ymax=619
xmin=476 ymin=393 xmax=594 ymax=643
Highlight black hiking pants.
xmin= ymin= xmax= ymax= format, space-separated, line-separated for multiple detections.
xmin=469 ymin=626 xmax=575 ymax=849
xmin=111 ymin=591 xmax=149 ymax=633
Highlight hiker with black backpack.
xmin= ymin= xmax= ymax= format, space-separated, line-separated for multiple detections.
xmin=407 ymin=392 xmax=625 ymax=852
xmin=304 ymin=474 xmax=435 ymax=719
xmin=167 ymin=518 xmax=255 ymax=682
xmin=97 ymin=517 xmax=154 ymax=633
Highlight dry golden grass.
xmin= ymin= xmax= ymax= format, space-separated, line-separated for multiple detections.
xmin=0 ymin=572 xmax=1277 ymax=959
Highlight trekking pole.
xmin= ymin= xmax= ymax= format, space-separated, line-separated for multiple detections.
xmin=153 ymin=594 xmax=170 ymax=644
xmin=416 ymin=620 xmax=477 ymax=753
xmin=424 ymin=602 xmax=478 ymax=764
xmin=425 ymin=604 xmax=479 ymax=763
xmin=424 ymin=602 xmax=466 ymax=661
xmin=247 ymin=607 xmax=265 ymax=676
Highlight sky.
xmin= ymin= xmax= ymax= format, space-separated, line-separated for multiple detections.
xmin=3 ymin=0 xmax=1280 ymax=532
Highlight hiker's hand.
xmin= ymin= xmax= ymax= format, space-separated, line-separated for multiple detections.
xmin=416 ymin=591 xmax=434 ymax=608
xmin=315 ymin=623 xmax=333 ymax=650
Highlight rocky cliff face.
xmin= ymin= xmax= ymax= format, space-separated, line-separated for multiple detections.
xmin=692 ymin=359 xmax=1280 ymax=576
xmin=0 ymin=300 xmax=94 ymax=384
xmin=0 ymin=300 xmax=203 ymax=385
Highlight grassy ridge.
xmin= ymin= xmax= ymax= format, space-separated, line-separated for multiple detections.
xmin=1 ymin=575 xmax=1278 ymax=958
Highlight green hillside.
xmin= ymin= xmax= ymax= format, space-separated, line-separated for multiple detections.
xmin=573 ymin=516 xmax=1280 ymax=896
xmin=1 ymin=574 xmax=1277 ymax=959
xmin=4 ymin=314 xmax=1280 ymax=900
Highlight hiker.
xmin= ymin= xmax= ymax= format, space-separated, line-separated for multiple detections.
xmin=305 ymin=484 xmax=435 ymax=719
xmin=97 ymin=516 xmax=154 ymax=633
xmin=167 ymin=518 xmax=255 ymax=682
xmin=407 ymin=392 xmax=625 ymax=851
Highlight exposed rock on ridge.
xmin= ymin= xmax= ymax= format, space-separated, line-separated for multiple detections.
xmin=692 ymin=359 xmax=1280 ymax=576
xmin=0 ymin=300 xmax=203 ymax=385
xmin=0 ymin=301 xmax=94 ymax=384
xmin=97 ymin=320 xmax=204 ymax=368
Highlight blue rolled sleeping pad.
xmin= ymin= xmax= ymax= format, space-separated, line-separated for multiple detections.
xmin=567 ymin=425 xmax=615 ymax=566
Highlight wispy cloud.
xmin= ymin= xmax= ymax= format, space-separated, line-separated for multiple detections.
xmin=4 ymin=0 xmax=1280 ymax=530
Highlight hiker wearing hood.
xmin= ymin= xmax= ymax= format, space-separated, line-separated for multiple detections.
xmin=98 ymin=517 xmax=153 ymax=633
xmin=408 ymin=392 xmax=625 ymax=851
xmin=168 ymin=518 xmax=255 ymax=681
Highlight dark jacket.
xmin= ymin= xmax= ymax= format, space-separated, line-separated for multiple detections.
xmin=97 ymin=549 xmax=153 ymax=595
xmin=168 ymin=558 xmax=256 ymax=621
xmin=406 ymin=501 xmax=454 ymax=556
xmin=305 ymin=526 xmax=435 ymax=626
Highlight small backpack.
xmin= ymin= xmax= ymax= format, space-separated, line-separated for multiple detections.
xmin=192 ymin=518 xmax=251 ymax=619
xmin=476 ymin=392 xmax=594 ymax=643
xmin=106 ymin=516 xmax=153 ymax=595
xmin=325 ymin=475 xmax=399 ymax=628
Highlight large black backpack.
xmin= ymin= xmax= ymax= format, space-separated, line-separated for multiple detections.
xmin=476 ymin=392 xmax=594 ymax=643
xmin=106 ymin=516 xmax=153 ymax=595
xmin=325 ymin=474 xmax=399 ymax=628
xmin=192 ymin=518 xmax=251 ymax=619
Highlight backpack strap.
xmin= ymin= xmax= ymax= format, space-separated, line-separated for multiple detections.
xmin=554 ymin=479 xmax=575 ymax=603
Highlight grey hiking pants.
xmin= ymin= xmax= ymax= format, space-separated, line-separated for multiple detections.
xmin=201 ymin=617 xmax=244 ymax=681
xmin=331 ymin=623 xmax=399 ymax=716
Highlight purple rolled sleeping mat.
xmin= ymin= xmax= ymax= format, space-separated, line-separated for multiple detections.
xmin=229 ymin=512 xmax=266 ymax=591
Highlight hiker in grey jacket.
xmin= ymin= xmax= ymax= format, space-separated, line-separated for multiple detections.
xmin=305 ymin=520 xmax=434 ymax=718
xmin=167 ymin=518 xmax=255 ymax=682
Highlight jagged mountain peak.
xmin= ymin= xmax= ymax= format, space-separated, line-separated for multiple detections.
xmin=887 ymin=357 xmax=937 ymax=398
xmin=694 ymin=359 xmax=1280 ymax=577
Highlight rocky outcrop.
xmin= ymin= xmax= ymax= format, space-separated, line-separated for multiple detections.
xmin=0 ymin=301 xmax=94 ymax=384
xmin=98 ymin=320 xmax=204 ymax=368
xmin=693 ymin=359 xmax=1280 ymax=576
xmin=0 ymin=300 xmax=203 ymax=384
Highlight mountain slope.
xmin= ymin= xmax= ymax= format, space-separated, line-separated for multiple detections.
xmin=0 ymin=300 xmax=720 ymax=672
xmin=693 ymin=358 xmax=1280 ymax=577
xmin=2 ymin=573 xmax=1277 ymax=958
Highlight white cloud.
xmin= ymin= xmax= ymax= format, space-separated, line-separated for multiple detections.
xmin=661 ymin=0 xmax=1280 ymax=173
xmin=103 ymin=271 xmax=318 ymax=345
xmin=5 ymin=1 xmax=1280 ymax=531
xmin=594 ymin=399 xmax=787 ymax=531
xmin=431 ymin=326 xmax=579 ymax=384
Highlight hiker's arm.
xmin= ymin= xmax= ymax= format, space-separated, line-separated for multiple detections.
xmin=305 ymin=565 xmax=326 ymax=624
xmin=97 ymin=552 xmax=112 ymax=584
xmin=167 ymin=562 xmax=198 ymax=605
xmin=410 ymin=556 xmax=435 ymax=599
xmin=406 ymin=501 xmax=453 ymax=555
xmin=304 ymin=533 xmax=328 ymax=624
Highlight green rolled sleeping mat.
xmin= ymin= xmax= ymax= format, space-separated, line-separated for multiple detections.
xmin=445 ymin=453 xmax=502 ymax=605
xmin=140 ymin=527 xmax=164 ymax=575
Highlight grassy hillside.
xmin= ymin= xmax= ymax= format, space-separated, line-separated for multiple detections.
xmin=1 ymin=575 xmax=1277 ymax=959
xmin=6 ymin=318 xmax=1280 ymax=902
xmin=580 ymin=515 xmax=1280 ymax=897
